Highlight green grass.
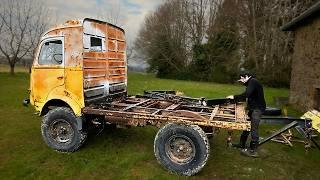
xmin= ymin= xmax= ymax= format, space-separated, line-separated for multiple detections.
xmin=0 ymin=71 xmax=319 ymax=179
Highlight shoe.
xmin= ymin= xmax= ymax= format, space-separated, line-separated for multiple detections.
xmin=241 ymin=148 xmax=259 ymax=158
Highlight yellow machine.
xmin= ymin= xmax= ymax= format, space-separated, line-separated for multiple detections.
xmin=302 ymin=110 xmax=320 ymax=133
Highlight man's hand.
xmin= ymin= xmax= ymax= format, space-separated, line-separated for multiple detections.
xmin=226 ymin=95 xmax=234 ymax=99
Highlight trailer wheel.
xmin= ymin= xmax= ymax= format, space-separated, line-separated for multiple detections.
xmin=41 ymin=107 xmax=87 ymax=152
xmin=154 ymin=123 xmax=210 ymax=176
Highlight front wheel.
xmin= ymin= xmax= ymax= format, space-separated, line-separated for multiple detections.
xmin=154 ymin=123 xmax=210 ymax=176
xmin=41 ymin=107 xmax=87 ymax=152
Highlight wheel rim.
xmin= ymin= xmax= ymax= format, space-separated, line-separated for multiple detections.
xmin=165 ymin=135 xmax=196 ymax=164
xmin=49 ymin=119 xmax=74 ymax=144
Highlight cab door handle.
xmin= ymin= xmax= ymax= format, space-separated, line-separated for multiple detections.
xmin=57 ymin=76 xmax=64 ymax=80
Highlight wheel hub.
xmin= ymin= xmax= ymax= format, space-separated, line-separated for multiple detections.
xmin=49 ymin=119 xmax=74 ymax=144
xmin=165 ymin=135 xmax=196 ymax=164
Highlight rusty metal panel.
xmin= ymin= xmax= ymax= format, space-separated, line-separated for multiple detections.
xmin=109 ymin=60 xmax=125 ymax=67
xmin=107 ymin=26 xmax=117 ymax=39
xmin=108 ymin=40 xmax=117 ymax=51
xmin=83 ymin=20 xmax=106 ymax=38
xmin=83 ymin=59 xmax=107 ymax=68
xmin=84 ymin=69 xmax=106 ymax=78
xmin=83 ymin=54 xmax=108 ymax=100
xmin=82 ymin=19 xmax=127 ymax=102
xmin=117 ymin=41 xmax=126 ymax=52
xmin=84 ymin=77 xmax=106 ymax=89
xmin=51 ymin=27 xmax=83 ymax=67
xmin=109 ymin=68 xmax=126 ymax=76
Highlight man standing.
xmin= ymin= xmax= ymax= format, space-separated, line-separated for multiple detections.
xmin=228 ymin=71 xmax=266 ymax=157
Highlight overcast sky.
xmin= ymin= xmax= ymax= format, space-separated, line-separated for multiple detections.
xmin=45 ymin=0 xmax=163 ymax=44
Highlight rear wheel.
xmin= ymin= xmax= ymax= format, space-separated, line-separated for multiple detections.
xmin=154 ymin=123 xmax=210 ymax=176
xmin=41 ymin=107 xmax=87 ymax=152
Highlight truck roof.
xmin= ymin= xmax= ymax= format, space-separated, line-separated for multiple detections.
xmin=42 ymin=18 xmax=125 ymax=38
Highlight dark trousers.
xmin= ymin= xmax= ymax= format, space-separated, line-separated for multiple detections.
xmin=240 ymin=109 xmax=263 ymax=145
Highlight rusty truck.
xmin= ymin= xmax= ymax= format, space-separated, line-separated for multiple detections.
xmin=24 ymin=18 xmax=319 ymax=176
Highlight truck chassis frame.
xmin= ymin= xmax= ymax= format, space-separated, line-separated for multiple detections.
xmin=82 ymin=91 xmax=250 ymax=131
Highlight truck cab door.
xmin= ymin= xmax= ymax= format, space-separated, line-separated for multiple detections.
xmin=31 ymin=36 xmax=65 ymax=105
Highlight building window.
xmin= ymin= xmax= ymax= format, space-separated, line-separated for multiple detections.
xmin=39 ymin=40 xmax=63 ymax=65
xmin=90 ymin=37 xmax=102 ymax=52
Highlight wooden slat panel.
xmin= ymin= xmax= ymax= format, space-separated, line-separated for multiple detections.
xmin=108 ymin=52 xmax=118 ymax=59
xmin=117 ymin=41 xmax=125 ymax=52
xmin=108 ymin=40 xmax=116 ymax=51
xmin=109 ymin=76 xmax=126 ymax=84
xmin=109 ymin=68 xmax=125 ymax=75
xmin=83 ymin=52 xmax=108 ymax=59
xmin=84 ymin=52 xmax=125 ymax=61
xmin=84 ymin=77 xmax=107 ymax=89
xmin=235 ymin=103 xmax=247 ymax=122
xmin=83 ymin=59 xmax=107 ymax=68
xmin=109 ymin=75 xmax=126 ymax=79
xmin=84 ymin=69 xmax=107 ymax=78
xmin=107 ymin=26 xmax=117 ymax=39
xmin=117 ymin=53 xmax=125 ymax=60
xmin=116 ymin=29 xmax=125 ymax=40
xmin=109 ymin=61 xmax=125 ymax=67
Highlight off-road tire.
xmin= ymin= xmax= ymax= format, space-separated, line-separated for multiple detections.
xmin=41 ymin=107 xmax=88 ymax=152
xmin=154 ymin=123 xmax=210 ymax=176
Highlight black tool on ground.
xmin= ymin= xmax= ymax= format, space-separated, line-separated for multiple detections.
xmin=259 ymin=117 xmax=319 ymax=150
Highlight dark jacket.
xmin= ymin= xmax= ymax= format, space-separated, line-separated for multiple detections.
xmin=234 ymin=77 xmax=266 ymax=111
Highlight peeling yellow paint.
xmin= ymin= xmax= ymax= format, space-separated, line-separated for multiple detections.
xmin=30 ymin=67 xmax=85 ymax=116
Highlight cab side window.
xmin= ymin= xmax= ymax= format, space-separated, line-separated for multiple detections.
xmin=90 ymin=37 xmax=102 ymax=52
xmin=39 ymin=40 xmax=63 ymax=65
xmin=83 ymin=34 xmax=105 ymax=52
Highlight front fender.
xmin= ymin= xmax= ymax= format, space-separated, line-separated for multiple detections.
xmin=41 ymin=87 xmax=84 ymax=116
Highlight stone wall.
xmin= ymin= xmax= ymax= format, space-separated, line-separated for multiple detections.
xmin=290 ymin=17 xmax=320 ymax=111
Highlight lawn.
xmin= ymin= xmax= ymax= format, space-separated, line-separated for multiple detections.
xmin=0 ymin=71 xmax=319 ymax=179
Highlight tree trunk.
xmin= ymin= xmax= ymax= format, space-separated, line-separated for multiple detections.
xmin=10 ymin=63 xmax=15 ymax=75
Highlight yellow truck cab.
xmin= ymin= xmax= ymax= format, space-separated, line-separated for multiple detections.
xmin=28 ymin=18 xmax=127 ymax=152
xmin=30 ymin=18 xmax=127 ymax=116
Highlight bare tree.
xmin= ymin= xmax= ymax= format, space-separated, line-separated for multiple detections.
xmin=135 ymin=0 xmax=190 ymax=77
xmin=135 ymin=0 xmax=318 ymax=85
xmin=236 ymin=0 xmax=318 ymax=85
xmin=0 ymin=0 xmax=49 ymax=74
xmin=183 ymin=0 xmax=211 ymax=45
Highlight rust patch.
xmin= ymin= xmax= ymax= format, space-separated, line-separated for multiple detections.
xmin=96 ymin=23 xmax=107 ymax=34
xmin=65 ymin=20 xmax=81 ymax=26
xmin=107 ymin=26 xmax=117 ymax=39
xmin=108 ymin=40 xmax=117 ymax=51
xmin=117 ymin=41 xmax=126 ymax=52
xmin=64 ymin=90 xmax=71 ymax=97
